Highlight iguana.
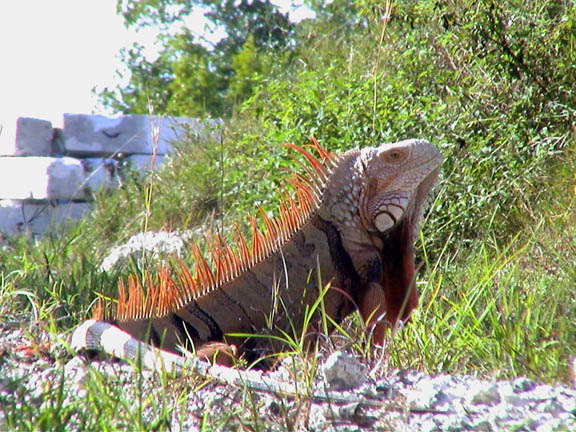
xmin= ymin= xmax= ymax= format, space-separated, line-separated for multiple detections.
xmin=71 ymin=138 xmax=442 ymax=373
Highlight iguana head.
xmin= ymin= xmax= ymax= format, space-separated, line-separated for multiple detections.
xmin=358 ymin=139 xmax=442 ymax=235
xmin=322 ymin=138 xmax=442 ymax=333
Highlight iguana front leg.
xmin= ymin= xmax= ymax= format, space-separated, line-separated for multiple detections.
xmin=358 ymin=281 xmax=389 ymax=345
xmin=196 ymin=342 xmax=238 ymax=366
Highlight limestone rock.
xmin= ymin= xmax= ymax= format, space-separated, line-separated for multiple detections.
xmin=82 ymin=158 xmax=120 ymax=192
xmin=469 ymin=382 xmax=502 ymax=406
xmin=0 ymin=156 xmax=85 ymax=200
xmin=15 ymin=117 xmax=54 ymax=156
xmin=0 ymin=200 xmax=90 ymax=235
xmin=62 ymin=113 xmax=218 ymax=157
xmin=125 ymin=154 xmax=167 ymax=175
xmin=321 ymin=351 xmax=367 ymax=390
xmin=0 ymin=117 xmax=54 ymax=156
xmin=0 ymin=200 xmax=90 ymax=236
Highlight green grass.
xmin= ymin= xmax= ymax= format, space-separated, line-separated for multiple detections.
xmin=396 ymin=229 xmax=575 ymax=381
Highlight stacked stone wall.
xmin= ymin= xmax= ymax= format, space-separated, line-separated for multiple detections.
xmin=0 ymin=114 xmax=218 ymax=237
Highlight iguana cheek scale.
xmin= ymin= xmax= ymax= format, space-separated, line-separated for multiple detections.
xmin=71 ymin=138 xmax=442 ymax=369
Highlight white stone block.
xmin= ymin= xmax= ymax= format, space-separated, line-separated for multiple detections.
xmin=16 ymin=117 xmax=54 ymax=155
xmin=0 ymin=200 xmax=90 ymax=236
xmin=82 ymin=158 xmax=120 ymax=192
xmin=125 ymin=154 xmax=166 ymax=175
xmin=154 ymin=117 xmax=222 ymax=153
xmin=0 ymin=157 xmax=86 ymax=200
xmin=62 ymin=113 xmax=220 ymax=156
xmin=62 ymin=114 xmax=149 ymax=156
xmin=0 ymin=117 xmax=54 ymax=156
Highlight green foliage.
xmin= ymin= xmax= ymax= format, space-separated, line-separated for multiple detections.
xmin=164 ymin=33 xmax=227 ymax=116
xmin=395 ymin=222 xmax=576 ymax=381
xmin=233 ymin=0 xmax=575 ymax=252
xmin=99 ymin=31 xmax=228 ymax=116
xmin=100 ymin=0 xmax=294 ymax=117
xmin=227 ymin=34 xmax=264 ymax=108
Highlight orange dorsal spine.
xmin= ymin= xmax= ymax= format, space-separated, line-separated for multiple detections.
xmin=95 ymin=140 xmax=338 ymax=322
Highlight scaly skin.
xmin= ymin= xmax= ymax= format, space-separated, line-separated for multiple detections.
xmin=71 ymin=138 xmax=441 ymax=367
xmin=320 ymin=140 xmax=442 ymax=343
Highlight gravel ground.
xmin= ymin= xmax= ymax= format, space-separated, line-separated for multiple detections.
xmin=1 ymin=325 xmax=574 ymax=431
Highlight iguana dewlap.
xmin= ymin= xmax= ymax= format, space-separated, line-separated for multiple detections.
xmin=71 ymin=138 xmax=442 ymax=369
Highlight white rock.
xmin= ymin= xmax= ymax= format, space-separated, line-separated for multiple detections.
xmin=0 ymin=200 xmax=89 ymax=236
xmin=154 ymin=116 xmax=221 ymax=152
xmin=470 ymin=418 xmax=494 ymax=431
xmin=511 ymin=377 xmax=536 ymax=392
xmin=16 ymin=117 xmax=54 ymax=155
xmin=0 ymin=117 xmax=54 ymax=156
xmin=62 ymin=113 xmax=148 ymax=156
xmin=537 ymin=417 xmax=568 ymax=432
xmin=528 ymin=383 xmax=556 ymax=401
xmin=100 ymin=231 xmax=193 ymax=271
xmin=307 ymin=404 xmax=330 ymax=430
xmin=468 ymin=382 xmax=502 ymax=406
xmin=0 ymin=156 xmax=85 ymax=200
xmin=540 ymin=397 xmax=564 ymax=415
xmin=559 ymin=390 xmax=576 ymax=413
xmin=498 ymin=382 xmax=523 ymax=405
xmin=63 ymin=357 xmax=90 ymax=397
xmin=62 ymin=113 xmax=219 ymax=156
xmin=406 ymin=378 xmax=448 ymax=409
xmin=82 ymin=158 xmax=120 ymax=192
xmin=18 ymin=117 xmax=54 ymax=155
xmin=320 ymin=351 xmax=367 ymax=390
xmin=125 ymin=154 xmax=167 ymax=175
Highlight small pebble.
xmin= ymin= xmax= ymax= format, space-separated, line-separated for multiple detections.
xmin=321 ymin=351 xmax=367 ymax=390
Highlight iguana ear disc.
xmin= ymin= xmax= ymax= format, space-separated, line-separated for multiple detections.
xmin=371 ymin=194 xmax=408 ymax=232
xmin=375 ymin=212 xmax=395 ymax=232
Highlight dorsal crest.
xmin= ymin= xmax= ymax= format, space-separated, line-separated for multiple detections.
xmin=94 ymin=138 xmax=341 ymax=322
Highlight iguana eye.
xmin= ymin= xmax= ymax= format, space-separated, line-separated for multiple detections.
xmin=383 ymin=149 xmax=407 ymax=163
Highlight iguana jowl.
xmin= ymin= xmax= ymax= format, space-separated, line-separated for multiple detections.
xmin=71 ymin=138 xmax=442 ymax=370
